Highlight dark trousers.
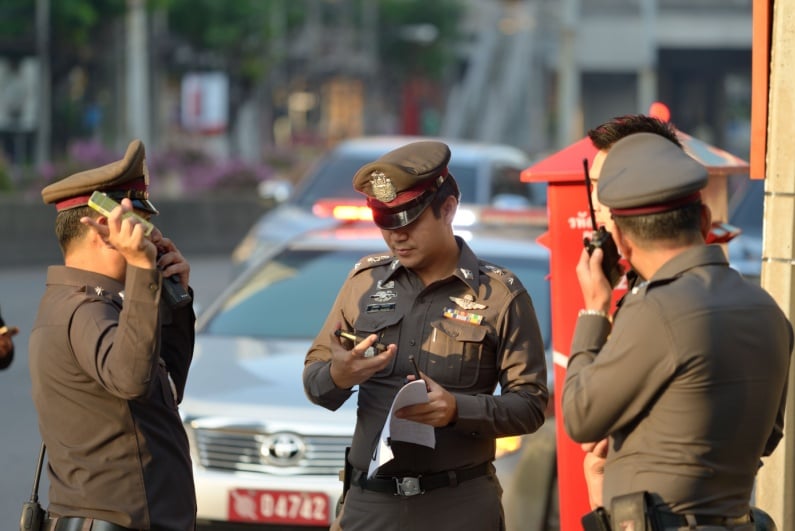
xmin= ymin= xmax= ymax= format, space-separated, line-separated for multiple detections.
xmin=340 ymin=474 xmax=504 ymax=531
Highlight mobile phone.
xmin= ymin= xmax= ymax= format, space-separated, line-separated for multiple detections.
xmin=87 ymin=191 xmax=155 ymax=236
xmin=582 ymin=159 xmax=623 ymax=287
xmin=334 ymin=329 xmax=386 ymax=358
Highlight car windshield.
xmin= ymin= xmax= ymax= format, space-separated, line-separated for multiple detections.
xmin=293 ymin=153 xmax=539 ymax=208
xmin=202 ymin=247 xmax=551 ymax=349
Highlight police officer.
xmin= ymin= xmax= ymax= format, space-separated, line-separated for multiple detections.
xmin=29 ymin=139 xmax=197 ymax=531
xmin=303 ymin=140 xmax=549 ymax=531
xmin=562 ymin=133 xmax=793 ymax=529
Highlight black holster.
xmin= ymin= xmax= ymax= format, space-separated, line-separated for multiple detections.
xmin=610 ymin=491 xmax=660 ymax=531
xmin=582 ymin=492 xmax=661 ymax=531
xmin=336 ymin=447 xmax=352 ymax=517
xmin=581 ymin=507 xmax=611 ymax=531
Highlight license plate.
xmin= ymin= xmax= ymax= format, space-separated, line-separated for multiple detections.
xmin=228 ymin=489 xmax=330 ymax=525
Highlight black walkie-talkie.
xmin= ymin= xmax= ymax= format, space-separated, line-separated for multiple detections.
xmin=582 ymin=158 xmax=623 ymax=287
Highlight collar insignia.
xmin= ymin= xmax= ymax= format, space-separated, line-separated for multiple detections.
xmin=370 ymin=171 xmax=397 ymax=202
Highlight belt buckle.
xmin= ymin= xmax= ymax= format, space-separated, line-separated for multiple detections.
xmin=394 ymin=476 xmax=423 ymax=497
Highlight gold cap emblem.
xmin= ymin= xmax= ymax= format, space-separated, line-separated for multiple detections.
xmin=370 ymin=171 xmax=396 ymax=203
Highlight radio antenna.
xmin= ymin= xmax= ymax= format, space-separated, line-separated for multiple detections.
xmin=583 ymin=158 xmax=598 ymax=230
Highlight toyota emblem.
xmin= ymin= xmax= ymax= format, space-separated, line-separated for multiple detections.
xmin=260 ymin=432 xmax=305 ymax=466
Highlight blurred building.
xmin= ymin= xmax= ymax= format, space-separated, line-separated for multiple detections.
xmin=444 ymin=0 xmax=752 ymax=158
xmin=0 ymin=0 xmax=753 ymax=170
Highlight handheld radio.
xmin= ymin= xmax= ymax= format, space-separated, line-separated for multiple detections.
xmin=582 ymin=159 xmax=623 ymax=287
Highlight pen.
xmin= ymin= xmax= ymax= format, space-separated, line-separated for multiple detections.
xmin=408 ymin=355 xmax=422 ymax=380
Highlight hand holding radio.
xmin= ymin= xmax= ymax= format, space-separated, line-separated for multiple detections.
xmin=582 ymin=159 xmax=624 ymax=287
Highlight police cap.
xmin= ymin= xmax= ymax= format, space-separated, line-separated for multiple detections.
xmin=352 ymin=140 xmax=457 ymax=229
xmin=598 ymin=132 xmax=708 ymax=217
xmin=41 ymin=139 xmax=159 ymax=215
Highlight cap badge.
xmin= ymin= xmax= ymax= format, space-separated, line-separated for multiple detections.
xmin=370 ymin=171 xmax=396 ymax=203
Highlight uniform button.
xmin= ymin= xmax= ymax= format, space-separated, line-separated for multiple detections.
xmin=409 ymin=340 xmax=416 ymax=346
xmin=149 ymin=283 xmax=158 ymax=292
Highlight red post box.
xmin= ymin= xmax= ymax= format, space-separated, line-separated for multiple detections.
xmin=522 ymin=105 xmax=749 ymax=531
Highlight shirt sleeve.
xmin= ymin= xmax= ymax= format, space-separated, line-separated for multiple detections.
xmin=562 ymin=300 xmax=677 ymax=443
xmin=303 ymin=281 xmax=355 ymax=411
xmin=452 ymin=290 xmax=549 ymax=438
xmin=69 ymin=265 xmax=163 ymax=399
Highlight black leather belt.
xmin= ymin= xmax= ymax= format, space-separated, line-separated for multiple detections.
xmin=354 ymin=462 xmax=491 ymax=497
xmin=656 ymin=511 xmax=751 ymax=528
xmin=46 ymin=517 xmax=137 ymax=531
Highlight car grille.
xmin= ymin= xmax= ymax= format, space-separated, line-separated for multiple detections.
xmin=193 ymin=427 xmax=351 ymax=476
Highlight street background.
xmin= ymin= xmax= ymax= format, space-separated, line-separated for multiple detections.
xmin=0 ymin=254 xmax=233 ymax=528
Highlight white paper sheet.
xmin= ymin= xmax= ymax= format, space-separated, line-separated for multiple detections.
xmin=367 ymin=379 xmax=436 ymax=478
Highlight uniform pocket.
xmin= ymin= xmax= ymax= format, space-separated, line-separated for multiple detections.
xmin=425 ymin=319 xmax=490 ymax=389
xmin=353 ymin=314 xmax=402 ymax=377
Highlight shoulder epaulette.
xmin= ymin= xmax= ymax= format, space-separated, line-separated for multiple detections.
xmin=81 ymin=284 xmax=124 ymax=307
xmin=479 ymin=260 xmax=524 ymax=293
xmin=349 ymin=253 xmax=395 ymax=278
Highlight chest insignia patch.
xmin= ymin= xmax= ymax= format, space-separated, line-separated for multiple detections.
xmin=370 ymin=290 xmax=397 ymax=302
xmin=449 ymin=295 xmax=487 ymax=310
xmin=366 ymin=303 xmax=396 ymax=313
xmin=443 ymin=306 xmax=484 ymax=325
xmin=377 ymin=280 xmax=395 ymax=289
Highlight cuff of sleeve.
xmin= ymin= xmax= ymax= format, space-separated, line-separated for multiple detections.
xmin=124 ymin=265 xmax=162 ymax=303
xmin=449 ymin=394 xmax=481 ymax=436
xmin=316 ymin=363 xmax=355 ymax=400
xmin=571 ymin=312 xmax=612 ymax=356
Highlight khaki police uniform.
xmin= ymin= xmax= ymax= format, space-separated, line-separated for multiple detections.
xmin=303 ymin=141 xmax=549 ymax=531
xmin=29 ymin=140 xmax=197 ymax=531
xmin=562 ymin=133 xmax=793 ymax=529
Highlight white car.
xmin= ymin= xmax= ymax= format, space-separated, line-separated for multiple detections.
xmin=231 ymin=135 xmax=546 ymax=273
xmin=182 ymin=215 xmax=556 ymax=530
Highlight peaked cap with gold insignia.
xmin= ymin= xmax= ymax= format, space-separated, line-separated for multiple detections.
xmin=352 ymin=140 xmax=459 ymax=229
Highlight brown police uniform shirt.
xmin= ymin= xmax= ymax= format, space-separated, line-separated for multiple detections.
xmin=29 ymin=265 xmax=197 ymax=530
xmin=304 ymin=237 xmax=548 ymax=475
xmin=563 ymin=245 xmax=793 ymax=517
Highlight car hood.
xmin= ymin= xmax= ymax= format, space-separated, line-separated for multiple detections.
xmin=181 ymin=335 xmax=356 ymax=434
xmin=253 ymin=205 xmax=340 ymax=245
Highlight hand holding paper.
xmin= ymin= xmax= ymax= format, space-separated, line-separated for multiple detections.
xmin=368 ymin=379 xmax=435 ymax=478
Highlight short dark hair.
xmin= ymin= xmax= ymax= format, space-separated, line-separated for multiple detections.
xmin=429 ymin=175 xmax=461 ymax=218
xmin=588 ymin=115 xmax=682 ymax=151
xmin=613 ymin=202 xmax=703 ymax=246
xmin=54 ymin=206 xmax=97 ymax=255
